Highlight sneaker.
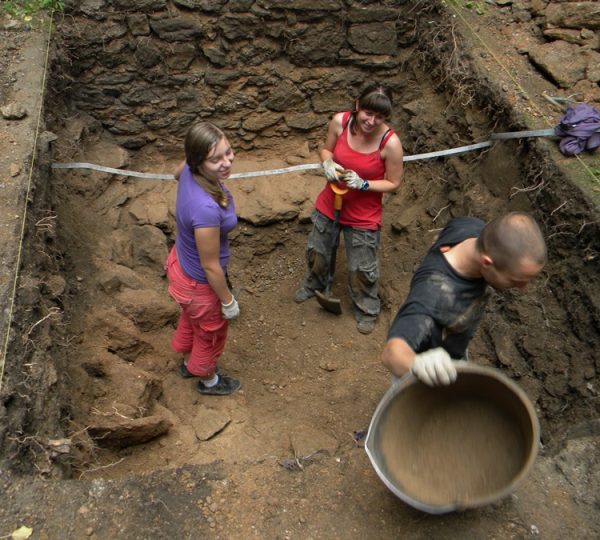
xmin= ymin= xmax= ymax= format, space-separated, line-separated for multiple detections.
xmin=178 ymin=362 xmax=194 ymax=378
xmin=294 ymin=287 xmax=315 ymax=303
xmin=357 ymin=318 xmax=376 ymax=335
xmin=196 ymin=375 xmax=241 ymax=396
xmin=178 ymin=362 xmax=219 ymax=379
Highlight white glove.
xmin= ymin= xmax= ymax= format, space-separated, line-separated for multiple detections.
xmin=322 ymin=159 xmax=344 ymax=182
xmin=221 ymin=296 xmax=240 ymax=320
xmin=342 ymin=170 xmax=369 ymax=191
xmin=410 ymin=347 xmax=457 ymax=386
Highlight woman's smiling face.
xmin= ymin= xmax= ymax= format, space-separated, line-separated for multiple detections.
xmin=200 ymin=136 xmax=235 ymax=181
xmin=355 ymin=108 xmax=386 ymax=134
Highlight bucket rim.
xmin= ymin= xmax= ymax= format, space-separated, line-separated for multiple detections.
xmin=364 ymin=361 xmax=540 ymax=514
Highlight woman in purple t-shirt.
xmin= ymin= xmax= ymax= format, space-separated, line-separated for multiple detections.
xmin=165 ymin=122 xmax=241 ymax=396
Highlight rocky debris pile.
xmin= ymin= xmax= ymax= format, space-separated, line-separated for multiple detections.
xmin=503 ymin=1 xmax=600 ymax=100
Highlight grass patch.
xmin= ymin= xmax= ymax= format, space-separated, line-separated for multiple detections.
xmin=445 ymin=0 xmax=488 ymax=15
xmin=0 ymin=0 xmax=64 ymax=17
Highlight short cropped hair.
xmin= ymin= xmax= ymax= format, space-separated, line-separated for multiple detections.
xmin=477 ymin=212 xmax=547 ymax=271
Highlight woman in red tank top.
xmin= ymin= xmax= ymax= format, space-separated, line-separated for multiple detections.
xmin=295 ymin=84 xmax=404 ymax=335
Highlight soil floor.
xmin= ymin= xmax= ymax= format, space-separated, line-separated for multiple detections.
xmin=1 ymin=4 xmax=600 ymax=540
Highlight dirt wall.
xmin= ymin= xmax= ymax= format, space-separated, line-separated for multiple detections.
xmin=0 ymin=139 xmax=73 ymax=477
xmin=410 ymin=1 xmax=600 ymax=445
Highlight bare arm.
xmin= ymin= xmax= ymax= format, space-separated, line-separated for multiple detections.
xmin=194 ymin=227 xmax=233 ymax=305
xmin=381 ymin=337 xmax=416 ymax=377
xmin=319 ymin=113 xmax=345 ymax=163
xmin=363 ymin=134 xmax=404 ymax=194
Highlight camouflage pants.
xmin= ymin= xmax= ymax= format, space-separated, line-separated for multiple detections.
xmin=301 ymin=210 xmax=380 ymax=321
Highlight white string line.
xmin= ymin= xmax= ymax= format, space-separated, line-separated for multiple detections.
xmin=51 ymin=128 xmax=560 ymax=180
xmin=0 ymin=15 xmax=54 ymax=393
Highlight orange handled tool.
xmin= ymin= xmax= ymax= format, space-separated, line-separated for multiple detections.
xmin=315 ymin=182 xmax=349 ymax=315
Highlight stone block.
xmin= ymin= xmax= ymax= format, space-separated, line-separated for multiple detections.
xmin=528 ymin=40 xmax=587 ymax=88
xmin=218 ymin=13 xmax=260 ymax=40
xmin=88 ymin=414 xmax=172 ymax=448
xmin=116 ymin=287 xmax=179 ymax=331
xmin=149 ymin=17 xmax=205 ymax=41
xmin=202 ymin=42 xmax=228 ymax=66
xmin=192 ymin=406 xmax=231 ymax=441
xmin=112 ymin=0 xmax=167 ymax=11
xmin=311 ymin=90 xmax=352 ymax=113
xmin=128 ymin=193 xmax=171 ymax=229
xmin=131 ymin=225 xmax=169 ymax=269
xmin=134 ymin=44 xmax=163 ymax=69
xmin=587 ymin=51 xmax=600 ymax=82
xmin=126 ymin=14 xmax=150 ymax=36
xmin=79 ymin=0 xmax=108 ymax=18
xmin=257 ymin=0 xmax=341 ymax=10
xmin=545 ymin=2 xmax=600 ymax=30
xmin=173 ymin=0 xmax=227 ymax=11
xmin=347 ymin=22 xmax=397 ymax=55
xmin=242 ymin=112 xmax=283 ymax=132
xmin=348 ymin=6 xmax=399 ymax=23
xmin=227 ymin=0 xmax=254 ymax=12
xmin=105 ymin=117 xmax=147 ymax=136
xmin=96 ymin=265 xmax=145 ymax=294
xmin=287 ymin=23 xmax=345 ymax=65
xmin=285 ymin=112 xmax=326 ymax=131
xmin=265 ymin=80 xmax=306 ymax=112
xmin=237 ymin=39 xmax=282 ymax=67
xmin=204 ymin=68 xmax=243 ymax=87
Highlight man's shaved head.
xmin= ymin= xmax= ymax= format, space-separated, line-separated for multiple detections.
xmin=477 ymin=212 xmax=547 ymax=271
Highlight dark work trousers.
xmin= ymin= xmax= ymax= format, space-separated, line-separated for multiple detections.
xmin=301 ymin=210 xmax=380 ymax=322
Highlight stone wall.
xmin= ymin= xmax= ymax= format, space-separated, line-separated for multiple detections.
xmin=55 ymin=0 xmax=414 ymax=152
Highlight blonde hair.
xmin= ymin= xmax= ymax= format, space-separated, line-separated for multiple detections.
xmin=184 ymin=122 xmax=229 ymax=208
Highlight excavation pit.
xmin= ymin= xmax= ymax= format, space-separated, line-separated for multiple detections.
xmin=0 ymin=1 xmax=599 ymax=538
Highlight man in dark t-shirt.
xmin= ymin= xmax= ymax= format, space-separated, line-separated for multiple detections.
xmin=382 ymin=212 xmax=547 ymax=386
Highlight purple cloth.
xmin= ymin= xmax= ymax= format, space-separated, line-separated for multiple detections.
xmin=554 ymin=103 xmax=600 ymax=156
xmin=175 ymin=164 xmax=238 ymax=283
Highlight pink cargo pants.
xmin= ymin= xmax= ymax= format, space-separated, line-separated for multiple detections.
xmin=165 ymin=247 xmax=227 ymax=377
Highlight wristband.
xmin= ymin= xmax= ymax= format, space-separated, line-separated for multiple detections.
xmin=222 ymin=296 xmax=235 ymax=307
xmin=359 ymin=180 xmax=369 ymax=191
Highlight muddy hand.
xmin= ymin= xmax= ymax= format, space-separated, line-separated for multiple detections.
xmin=322 ymin=159 xmax=344 ymax=182
xmin=410 ymin=347 xmax=457 ymax=386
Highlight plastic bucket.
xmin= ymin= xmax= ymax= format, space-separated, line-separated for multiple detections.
xmin=365 ymin=362 xmax=539 ymax=514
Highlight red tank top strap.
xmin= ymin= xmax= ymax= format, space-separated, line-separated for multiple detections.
xmin=379 ymin=128 xmax=394 ymax=150
xmin=342 ymin=111 xmax=352 ymax=132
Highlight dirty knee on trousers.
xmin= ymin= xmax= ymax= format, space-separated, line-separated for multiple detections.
xmin=308 ymin=249 xmax=329 ymax=278
xmin=296 ymin=250 xmax=330 ymax=302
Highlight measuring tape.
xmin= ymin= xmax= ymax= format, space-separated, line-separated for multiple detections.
xmin=51 ymin=128 xmax=558 ymax=180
